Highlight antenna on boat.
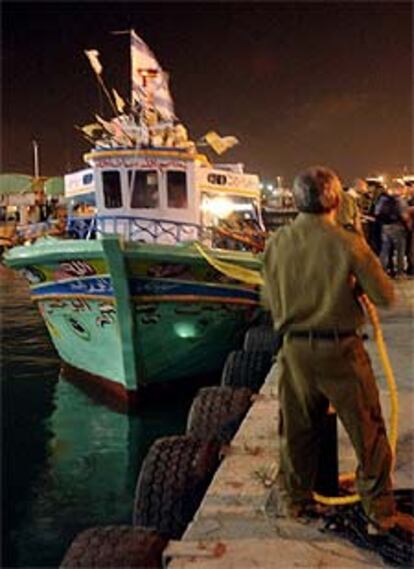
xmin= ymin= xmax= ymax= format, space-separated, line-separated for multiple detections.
xmin=32 ymin=139 xmax=40 ymax=178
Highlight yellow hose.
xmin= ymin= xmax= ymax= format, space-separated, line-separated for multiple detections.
xmin=313 ymin=294 xmax=399 ymax=505
xmin=193 ymin=243 xmax=399 ymax=507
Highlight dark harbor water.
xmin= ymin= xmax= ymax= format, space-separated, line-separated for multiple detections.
xmin=1 ymin=266 xmax=212 ymax=567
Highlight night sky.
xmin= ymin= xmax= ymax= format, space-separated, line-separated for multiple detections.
xmin=2 ymin=1 xmax=413 ymax=185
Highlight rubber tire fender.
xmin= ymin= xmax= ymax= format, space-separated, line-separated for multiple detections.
xmin=243 ymin=325 xmax=282 ymax=355
xmin=60 ymin=525 xmax=168 ymax=568
xmin=133 ymin=435 xmax=220 ymax=539
xmin=221 ymin=349 xmax=272 ymax=392
xmin=187 ymin=385 xmax=253 ymax=445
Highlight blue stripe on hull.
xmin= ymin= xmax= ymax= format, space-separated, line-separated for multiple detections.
xmin=129 ymin=277 xmax=258 ymax=301
xmin=32 ymin=276 xmax=259 ymax=302
xmin=32 ymin=277 xmax=113 ymax=296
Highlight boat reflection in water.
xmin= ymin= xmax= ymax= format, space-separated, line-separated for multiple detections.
xmin=17 ymin=377 xmax=134 ymax=566
xmin=2 ymin=267 xmax=203 ymax=567
xmin=6 ymin=367 xmax=199 ymax=567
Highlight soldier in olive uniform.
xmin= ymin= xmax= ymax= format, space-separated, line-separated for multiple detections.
xmin=336 ymin=188 xmax=363 ymax=235
xmin=263 ymin=166 xmax=410 ymax=532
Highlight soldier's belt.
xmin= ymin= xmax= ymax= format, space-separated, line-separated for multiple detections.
xmin=288 ymin=330 xmax=357 ymax=341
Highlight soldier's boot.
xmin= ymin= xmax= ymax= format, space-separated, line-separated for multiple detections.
xmin=368 ymin=511 xmax=414 ymax=536
xmin=286 ymin=499 xmax=334 ymax=523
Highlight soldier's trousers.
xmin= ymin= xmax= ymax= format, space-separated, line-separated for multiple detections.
xmin=277 ymin=334 xmax=395 ymax=520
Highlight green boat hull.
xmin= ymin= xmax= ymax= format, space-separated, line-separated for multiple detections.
xmin=5 ymin=236 xmax=262 ymax=401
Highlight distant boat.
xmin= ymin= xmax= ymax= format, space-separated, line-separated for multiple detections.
xmin=0 ymin=173 xmax=65 ymax=253
xmin=5 ymin=30 xmax=265 ymax=407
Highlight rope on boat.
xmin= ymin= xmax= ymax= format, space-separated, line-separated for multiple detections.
xmin=193 ymin=242 xmax=263 ymax=286
xmin=212 ymin=226 xmax=266 ymax=252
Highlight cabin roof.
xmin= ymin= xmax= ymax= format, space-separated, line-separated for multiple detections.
xmin=84 ymin=148 xmax=210 ymax=166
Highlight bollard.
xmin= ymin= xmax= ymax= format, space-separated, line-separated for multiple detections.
xmin=314 ymin=406 xmax=339 ymax=497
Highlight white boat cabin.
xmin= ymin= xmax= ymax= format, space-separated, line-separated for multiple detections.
xmin=65 ymin=148 xmax=262 ymax=245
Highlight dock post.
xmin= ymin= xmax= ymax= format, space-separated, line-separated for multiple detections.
xmin=314 ymin=406 xmax=339 ymax=497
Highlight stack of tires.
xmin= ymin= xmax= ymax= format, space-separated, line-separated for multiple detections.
xmin=131 ymin=386 xmax=255 ymax=542
xmin=221 ymin=324 xmax=281 ymax=392
xmin=131 ymin=324 xmax=282 ymax=543
xmin=60 ymin=526 xmax=168 ymax=568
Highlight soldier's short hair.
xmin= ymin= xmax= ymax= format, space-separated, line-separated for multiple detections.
xmin=292 ymin=166 xmax=342 ymax=213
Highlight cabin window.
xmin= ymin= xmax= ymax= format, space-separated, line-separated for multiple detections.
xmin=207 ymin=173 xmax=227 ymax=185
xmin=201 ymin=192 xmax=260 ymax=228
xmin=129 ymin=170 xmax=159 ymax=209
xmin=102 ymin=170 xmax=122 ymax=208
xmin=167 ymin=171 xmax=187 ymax=209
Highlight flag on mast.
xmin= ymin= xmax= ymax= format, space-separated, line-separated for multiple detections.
xmin=84 ymin=50 xmax=103 ymax=76
xmin=78 ymin=123 xmax=103 ymax=138
xmin=112 ymin=88 xmax=126 ymax=113
xmin=130 ymin=30 xmax=175 ymax=121
xmin=204 ymin=131 xmax=239 ymax=155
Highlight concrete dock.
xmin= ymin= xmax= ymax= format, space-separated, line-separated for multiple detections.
xmin=165 ymin=281 xmax=414 ymax=568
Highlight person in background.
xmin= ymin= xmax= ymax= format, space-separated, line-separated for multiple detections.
xmin=404 ymin=184 xmax=414 ymax=276
xmin=262 ymin=165 xmax=413 ymax=534
xmin=48 ymin=197 xmax=60 ymax=219
xmin=349 ymin=178 xmax=378 ymax=247
xmin=375 ymin=180 xmax=410 ymax=278
xmin=34 ymin=188 xmax=50 ymax=222
xmin=367 ymin=182 xmax=387 ymax=256
xmin=48 ymin=207 xmax=68 ymax=238
xmin=0 ymin=218 xmax=18 ymax=254
xmin=27 ymin=204 xmax=41 ymax=224
xmin=349 ymin=178 xmax=371 ymax=215
xmin=336 ymin=185 xmax=363 ymax=234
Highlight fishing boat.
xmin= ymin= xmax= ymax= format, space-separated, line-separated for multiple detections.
xmin=5 ymin=31 xmax=265 ymax=406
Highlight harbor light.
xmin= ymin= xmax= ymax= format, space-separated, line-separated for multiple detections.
xmin=201 ymin=196 xmax=234 ymax=219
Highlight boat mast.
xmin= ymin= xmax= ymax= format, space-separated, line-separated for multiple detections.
xmin=32 ymin=139 xmax=40 ymax=178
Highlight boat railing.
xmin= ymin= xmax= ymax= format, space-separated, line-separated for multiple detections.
xmin=16 ymin=221 xmax=51 ymax=241
xmin=261 ymin=207 xmax=298 ymax=231
xmin=68 ymin=216 xmax=97 ymax=239
xmin=67 ymin=215 xmax=206 ymax=245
